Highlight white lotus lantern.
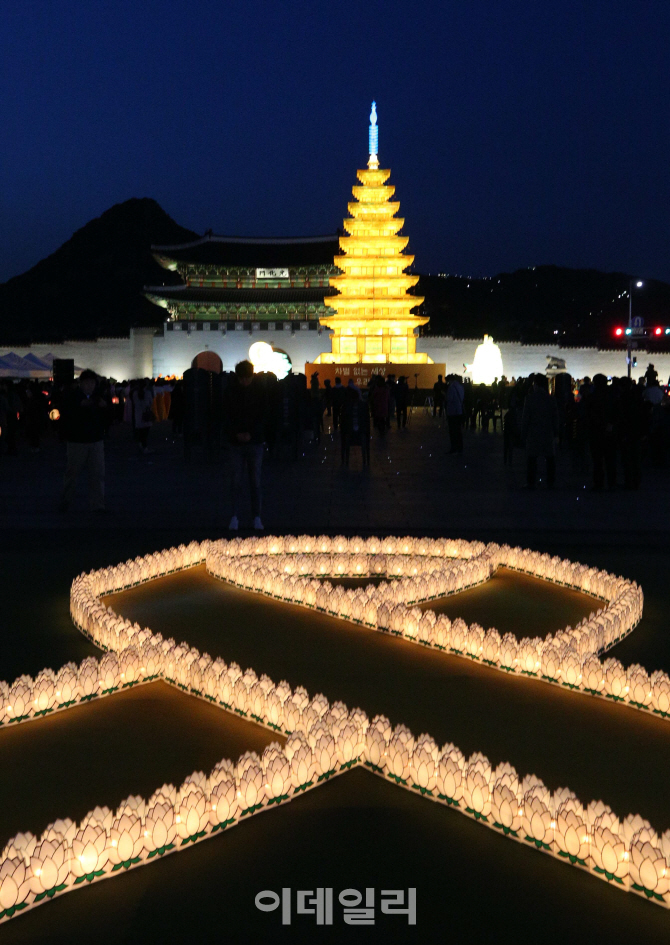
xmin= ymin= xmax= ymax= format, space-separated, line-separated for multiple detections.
xmin=313 ymin=733 xmax=338 ymax=780
xmin=71 ymin=823 xmax=110 ymax=882
xmin=560 ymin=649 xmax=582 ymax=689
xmin=385 ymin=726 xmax=414 ymax=785
xmin=176 ymin=787 xmax=209 ymax=844
xmin=6 ymin=678 xmax=33 ymax=722
xmin=463 ymin=753 xmax=492 ymax=820
xmin=209 ymin=777 xmax=239 ymax=831
xmin=627 ymin=664 xmax=653 ymax=709
xmin=651 ymin=670 xmax=670 ymax=716
xmin=521 ymin=791 xmax=554 ymax=851
xmin=491 ymin=781 xmax=522 ymax=836
xmin=629 ymin=833 xmax=670 ymax=901
xmin=237 ymin=761 xmax=265 ymax=815
xmin=337 ymin=719 xmax=365 ymax=769
xmin=143 ymin=802 xmax=178 ymax=858
xmin=109 ymin=814 xmax=144 ymax=869
xmin=436 ymin=745 xmax=465 ymax=807
xmin=0 ymin=857 xmax=31 ymax=919
xmin=602 ymin=658 xmax=627 ymax=701
xmin=28 ymin=838 xmax=70 ymax=900
xmin=3 ymin=831 xmax=37 ymax=861
xmin=263 ymin=746 xmax=291 ymax=804
xmin=364 ymin=716 xmax=391 ymax=772
xmin=287 ymin=736 xmax=315 ymax=792
xmin=554 ymin=800 xmax=590 ymax=865
xmin=409 ymin=736 xmax=438 ymax=795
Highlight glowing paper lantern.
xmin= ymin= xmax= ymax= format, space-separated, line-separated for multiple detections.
xmin=248 ymin=342 xmax=291 ymax=380
xmin=0 ymin=532 xmax=664 ymax=928
xmin=29 ymin=838 xmax=70 ymax=900
xmin=71 ymin=823 xmax=110 ymax=882
xmin=470 ymin=335 xmax=504 ymax=385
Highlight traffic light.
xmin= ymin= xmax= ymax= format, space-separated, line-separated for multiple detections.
xmin=655 ymin=327 xmax=663 ymax=336
xmin=614 ymin=327 xmax=623 ymax=336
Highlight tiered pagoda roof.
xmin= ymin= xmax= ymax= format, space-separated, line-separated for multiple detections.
xmin=145 ymin=233 xmax=340 ymax=323
xmin=152 ymin=234 xmax=340 ymax=270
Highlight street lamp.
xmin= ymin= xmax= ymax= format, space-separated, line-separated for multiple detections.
xmin=627 ymin=279 xmax=644 ymax=378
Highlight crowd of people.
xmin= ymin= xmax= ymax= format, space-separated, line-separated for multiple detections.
xmin=1 ymin=360 xmax=669 ymax=524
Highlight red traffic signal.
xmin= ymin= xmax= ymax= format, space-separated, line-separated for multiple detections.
xmin=614 ymin=327 xmax=623 ymax=336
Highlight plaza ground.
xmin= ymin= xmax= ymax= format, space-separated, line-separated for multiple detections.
xmin=0 ymin=412 xmax=669 ymax=943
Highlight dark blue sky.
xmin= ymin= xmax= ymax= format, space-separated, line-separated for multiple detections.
xmin=1 ymin=0 xmax=668 ymax=282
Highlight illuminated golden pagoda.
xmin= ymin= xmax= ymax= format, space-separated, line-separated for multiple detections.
xmin=315 ymin=102 xmax=431 ymax=364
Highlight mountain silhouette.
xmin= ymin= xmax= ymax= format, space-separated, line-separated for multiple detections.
xmin=0 ymin=198 xmax=197 ymax=344
xmin=1 ymin=199 xmax=669 ymax=349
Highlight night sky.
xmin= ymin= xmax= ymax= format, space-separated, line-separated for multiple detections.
xmin=1 ymin=0 xmax=669 ymax=283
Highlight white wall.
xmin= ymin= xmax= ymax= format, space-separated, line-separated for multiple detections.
xmin=1 ymin=328 xmax=154 ymax=380
xmin=152 ymin=323 xmax=332 ymax=377
xmin=418 ymin=336 xmax=670 ymax=383
xmin=6 ymin=326 xmax=670 ymax=383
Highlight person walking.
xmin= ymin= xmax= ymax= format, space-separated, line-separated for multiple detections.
xmin=132 ymin=379 xmax=155 ymax=454
xmin=58 ymin=369 xmax=108 ymax=511
xmin=521 ymin=374 xmax=559 ymax=489
xmin=446 ymin=374 xmax=465 ymax=453
xmin=223 ymin=360 xmax=267 ymax=531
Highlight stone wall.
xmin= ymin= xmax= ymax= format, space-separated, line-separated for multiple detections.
xmin=4 ymin=326 xmax=670 ymax=384
xmin=418 ymin=337 xmax=670 ymax=383
xmin=1 ymin=328 xmax=154 ymax=380
xmin=152 ymin=323 xmax=331 ymax=377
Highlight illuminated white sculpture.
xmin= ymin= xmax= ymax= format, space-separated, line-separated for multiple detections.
xmin=0 ymin=535 xmax=668 ymax=925
xmin=470 ymin=335 xmax=504 ymax=385
xmin=248 ymin=341 xmax=291 ymax=380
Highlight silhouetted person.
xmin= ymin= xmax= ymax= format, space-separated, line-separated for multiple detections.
xmin=132 ymin=379 xmax=155 ymax=454
xmin=386 ymin=375 xmax=397 ymax=430
xmin=446 ymin=374 xmax=465 ymax=453
xmin=323 ymin=378 xmax=333 ymax=418
xmin=522 ymin=374 xmax=559 ymax=489
xmin=340 ymin=381 xmax=370 ymax=466
xmin=586 ymin=373 xmax=618 ymax=490
xmin=396 ymin=376 xmax=409 ymax=429
xmin=370 ymin=376 xmax=389 ymax=434
xmin=0 ymin=383 xmax=9 ymax=457
xmin=644 ymin=363 xmax=658 ymax=386
xmin=24 ymin=382 xmax=48 ymax=452
xmin=59 ymin=369 xmax=108 ymax=511
xmin=619 ymin=376 xmax=645 ymax=489
xmin=332 ymin=376 xmax=344 ymax=431
xmin=308 ymin=372 xmax=324 ymax=443
xmin=433 ymin=375 xmax=446 ymax=417
xmin=223 ymin=360 xmax=267 ymax=531
xmin=169 ymin=379 xmax=185 ymax=435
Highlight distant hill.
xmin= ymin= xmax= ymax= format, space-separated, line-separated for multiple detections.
xmin=416 ymin=267 xmax=670 ymax=348
xmin=0 ymin=198 xmax=197 ymax=344
xmin=2 ymin=198 xmax=669 ymax=348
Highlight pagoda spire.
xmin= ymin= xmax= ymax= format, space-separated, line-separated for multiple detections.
xmin=368 ymin=101 xmax=379 ymax=169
